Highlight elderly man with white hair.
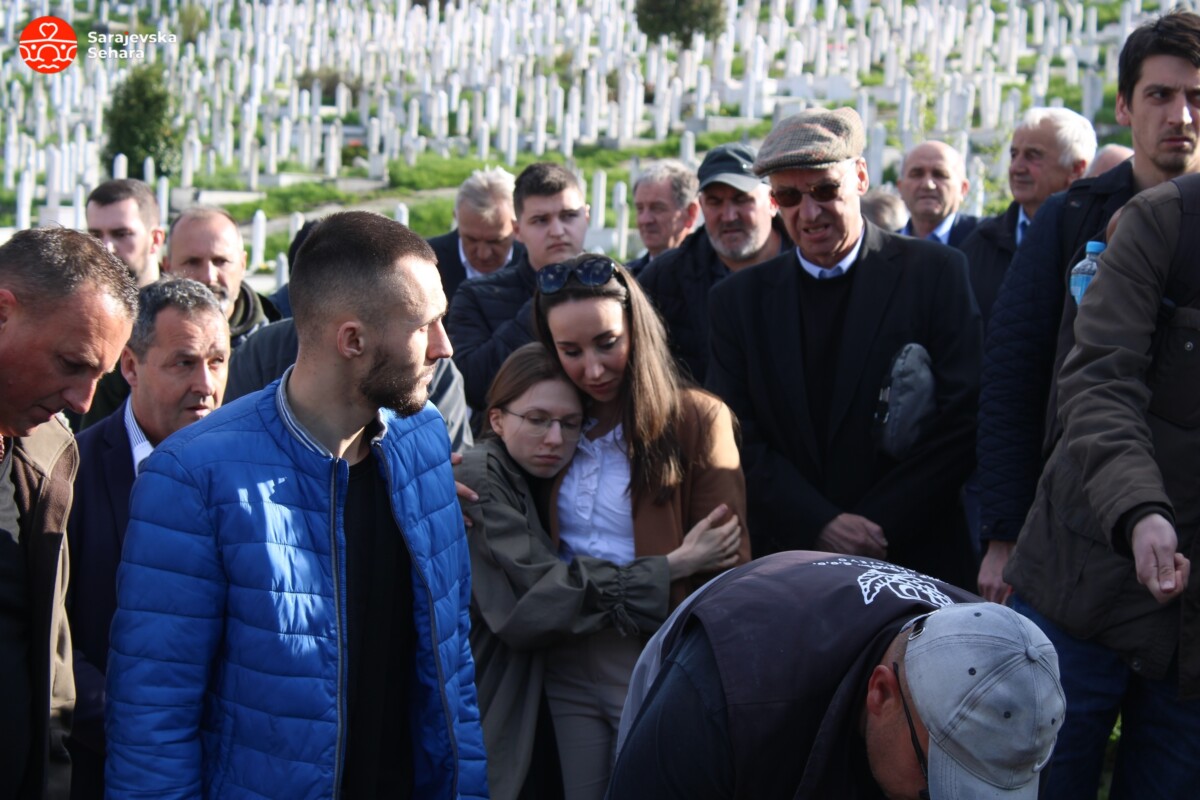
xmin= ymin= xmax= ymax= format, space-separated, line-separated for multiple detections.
xmin=960 ymin=107 xmax=1097 ymax=323
xmin=428 ymin=166 xmax=526 ymax=301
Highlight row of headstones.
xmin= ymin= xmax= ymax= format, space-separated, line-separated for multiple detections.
xmin=2 ymin=0 xmax=1134 ymax=180
xmin=0 ymin=0 xmax=1162 ymax=232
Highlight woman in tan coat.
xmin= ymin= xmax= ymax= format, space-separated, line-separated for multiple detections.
xmin=457 ymin=343 xmax=740 ymax=800
xmin=531 ymin=256 xmax=750 ymax=800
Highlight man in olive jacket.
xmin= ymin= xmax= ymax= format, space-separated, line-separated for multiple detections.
xmin=1006 ymin=175 xmax=1200 ymax=799
xmin=0 ymin=228 xmax=136 ymax=798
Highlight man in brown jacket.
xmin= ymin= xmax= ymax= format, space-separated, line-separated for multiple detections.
xmin=1005 ymin=176 xmax=1200 ymax=799
xmin=0 ymin=228 xmax=136 ymax=798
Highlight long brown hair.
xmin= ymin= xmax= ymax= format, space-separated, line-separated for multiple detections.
xmin=481 ymin=342 xmax=579 ymax=440
xmin=533 ymin=255 xmax=702 ymax=504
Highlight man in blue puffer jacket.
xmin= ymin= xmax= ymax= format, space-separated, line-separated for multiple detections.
xmin=105 ymin=211 xmax=488 ymax=799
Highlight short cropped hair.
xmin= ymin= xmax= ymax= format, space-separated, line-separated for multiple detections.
xmin=166 ymin=206 xmax=243 ymax=255
xmin=633 ymin=160 xmax=699 ymax=212
xmin=1015 ymin=107 xmax=1098 ymax=168
xmin=457 ymin=167 xmax=517 ymax=226
xmin=87 ymin=178 xmax=160 ymax=229
xmin=513 ymin=163 xmax=583 ymax=218
xmin=289 ymin=211 xmax=436 ymax=340
xmin=0 ymin=227 xmax=138 ymax=318
xmin=1118 ymin=11 xmax=1200 ymax=106
xmin=127 ymin=279 xmax=226 ymax=359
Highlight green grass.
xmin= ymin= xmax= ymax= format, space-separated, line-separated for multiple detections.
xmin=1045 ymin=76 xmax=1083 ymax=113
xmin=191 ymin=166 xmax=246 ymax=191
xmin=256 ymin=230 xmax=292 ymax=267
xmin=0 ymin=188 xmax=15 ymax=227
xmin=224 ymin=182 xmax=354 ymax=220
xmin=407 ymin=198 xmax=456 ymax=239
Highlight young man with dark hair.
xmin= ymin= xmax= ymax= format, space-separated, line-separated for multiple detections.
xmin=979 ymin=9 xmax=1200 ymax=601
xmin=105 ymin=211 xmax=487 ymax=798
xmin=981 ymin=10 xmax=1200 ymax=797
xmin=0 ymin=227 xmax=136 ymax=799
xmin=447 ymin=162 xmax=590 ymax=410
xmin=86 ymin=178 xmax=164 ymax=288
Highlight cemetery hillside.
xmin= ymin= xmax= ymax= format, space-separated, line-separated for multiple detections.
xmin=0 ymin=0 xmax=1159 ymax=280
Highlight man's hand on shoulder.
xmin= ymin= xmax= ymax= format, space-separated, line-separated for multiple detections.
xmin=1131 ymin=513 xmax=1190 ymax=604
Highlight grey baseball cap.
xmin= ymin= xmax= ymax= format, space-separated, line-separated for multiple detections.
xmin=753 ymin=107 xmax=866 ymax=176
xmin=697 ymin=143 xmax=763 ymax=193
xmin=904 ymin=603 xmax=1064 ymax=799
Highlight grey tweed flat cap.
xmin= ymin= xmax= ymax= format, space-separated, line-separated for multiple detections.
xmin=753 ymin=107 xmax=866 ymax=176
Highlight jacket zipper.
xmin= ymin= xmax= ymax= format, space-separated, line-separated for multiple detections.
xmin=377 ymin=443 xmax=461 ymax=795
xmin=330 ymin=464 xmax=345 ymax=798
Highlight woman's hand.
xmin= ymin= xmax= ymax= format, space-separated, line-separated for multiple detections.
xmin=451 ymin=452 xmax=479 ymax=528
xmin=667 ymin=503 xmax=742 ymax=580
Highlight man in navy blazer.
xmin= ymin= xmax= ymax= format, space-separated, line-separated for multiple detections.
xmin=897 ymin=140 xmax=979 ymax=247
xmin=65 ymin=279 xmax=229 ymax=799
xmin=427 ymin=166 xmax=526 ymax=302
xmin=707 ymin=108 xmax=982 ymax=591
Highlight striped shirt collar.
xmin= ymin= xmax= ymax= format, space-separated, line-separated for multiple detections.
xmin=123 ymin=398 xmax=155 ymax=474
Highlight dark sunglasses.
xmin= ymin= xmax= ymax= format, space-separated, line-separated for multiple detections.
xmin=537 ymin=257 xmax=617 ymax=294
xmin=770 ymin=181 xmax=842 ymax=207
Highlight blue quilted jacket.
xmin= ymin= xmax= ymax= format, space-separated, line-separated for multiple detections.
xmin=105 ymin=377 xmax=488 ymax=799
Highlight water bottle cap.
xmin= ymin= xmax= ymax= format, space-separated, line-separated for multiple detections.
xmin=1085 ymin=241 xmax=1106 ymax=254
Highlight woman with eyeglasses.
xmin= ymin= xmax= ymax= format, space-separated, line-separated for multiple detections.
xmin=456 ymin=343 xmax=741 ymax=800
xmin=530 ymin=254 xmax=750 ymax=800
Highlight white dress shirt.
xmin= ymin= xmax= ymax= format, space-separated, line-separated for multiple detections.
xmin=557 ymin=421 xmax=636 ymax=565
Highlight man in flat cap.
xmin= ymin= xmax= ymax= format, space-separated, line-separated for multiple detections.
xmin=638 ymin=143 xmax=791 ymax=384
xmin=706 ymin=107 xmax=983 ymax=590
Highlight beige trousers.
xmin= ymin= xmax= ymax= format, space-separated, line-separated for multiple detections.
xmin=543 ymin=628 xmax=645 ymax=800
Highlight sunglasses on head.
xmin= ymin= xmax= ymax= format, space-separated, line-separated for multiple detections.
xmin=770 ymin=181 xmax=843 ymax=207
xmin=537 ymin=257 xmax=617 ymax=294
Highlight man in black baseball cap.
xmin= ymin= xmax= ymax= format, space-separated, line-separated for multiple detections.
xmin=705 ymin=107 xmax=982 ymax=591
xmin=638 ymin=142 xmax=790 ymax=383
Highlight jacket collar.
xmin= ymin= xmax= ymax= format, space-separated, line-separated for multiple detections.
xmin=274 ymin=365 xmax=388 ymax=459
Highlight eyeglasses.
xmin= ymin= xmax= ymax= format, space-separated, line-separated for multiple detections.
xmin=892 ymin=661 xmax=931 ymax=800
xmin=536 ymin=257 xmax=617 ymax=294
xmin=501 ymin=409 xmax=584 ymax=440
xmin=770 ymin=181 xmax=843 ymax=207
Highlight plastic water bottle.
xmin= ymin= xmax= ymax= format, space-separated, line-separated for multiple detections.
xmin=1069 ymin=241 xmax=1105 ymax=305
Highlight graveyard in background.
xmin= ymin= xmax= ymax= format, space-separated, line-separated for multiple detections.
xmin=0 ymin=0 xmax=1160 ymax=279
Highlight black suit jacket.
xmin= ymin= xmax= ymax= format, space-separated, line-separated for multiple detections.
xmin=706 ymin=222 xmax=982 ymax=589
xmin=427 ymin=230 xmax=526 ymax=303
xmin=947 ymin=213 xmax=980 ymax=247
xmin=958 ymin=202 xmax=1020 ymax=325
xmin=65 ymin=405 xmax=135 ymax=756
